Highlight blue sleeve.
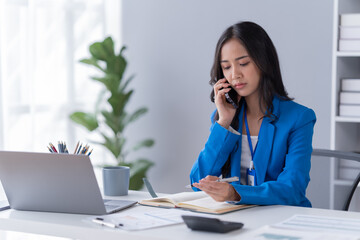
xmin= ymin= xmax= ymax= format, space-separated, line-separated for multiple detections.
xmin=234 ymin=108 xmax=316 ymax=207
xmin=190 ymin=110 xmax=241 ymax=188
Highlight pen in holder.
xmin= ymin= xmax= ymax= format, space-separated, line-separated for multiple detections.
xmin=47 ymin=141 xmax=93 ymax=156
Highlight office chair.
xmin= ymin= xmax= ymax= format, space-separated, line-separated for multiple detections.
xmin=312 ymin=148 xmax=360 ymax=211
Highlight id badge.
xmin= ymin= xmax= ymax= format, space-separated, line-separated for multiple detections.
xmin=247 ymin=168 xmax=256 ymax=186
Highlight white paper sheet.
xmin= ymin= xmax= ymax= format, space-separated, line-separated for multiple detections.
xmin=86 ymin=208 xmax=211 ymax=231
xmin=272 ymin=215 xmax=360 ymax=235
xmin=242 ymin=225 xmax=360 ymax=240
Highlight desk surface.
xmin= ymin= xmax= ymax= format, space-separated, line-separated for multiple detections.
xmin=0 ymin=191 xmax=360 ymax=240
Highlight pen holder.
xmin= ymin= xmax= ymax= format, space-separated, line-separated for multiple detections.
xmin=103 ymin=166 xmax=130 ymax=196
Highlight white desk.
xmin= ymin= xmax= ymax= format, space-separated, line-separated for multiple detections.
xmin=0 ymin=191 xmax=359 ymax=240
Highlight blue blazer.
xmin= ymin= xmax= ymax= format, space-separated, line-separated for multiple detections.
xmin=190 ymin=96 xmax=316 ymax=207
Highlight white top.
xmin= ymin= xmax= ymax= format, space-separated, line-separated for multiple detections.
xmin=228 ymin=126 xmax=258 ymax=185
xmin=240 ymin=134 xmax=258 ymax=185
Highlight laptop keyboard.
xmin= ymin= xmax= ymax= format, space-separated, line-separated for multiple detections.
xmin=105 ymin=205 xmax=121 ymax=213
xmin=103 ymin=199 xmax=137 ymax=213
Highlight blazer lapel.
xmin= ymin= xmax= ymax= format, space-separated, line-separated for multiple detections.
xmin=253 ymin=118 xmax=275 ymax=184
xmin=233 ymin=102 xmax=245 ymax=179
xmin=253 ymin=97 xmax=280 ymax=185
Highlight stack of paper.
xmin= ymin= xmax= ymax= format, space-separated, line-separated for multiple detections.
xmin=339 ymin=79 xmax=360 ymax=117
xmin=339 ymin=14 xmax=360 ymax=51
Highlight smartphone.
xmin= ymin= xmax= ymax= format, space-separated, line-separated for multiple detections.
xmin=224 ymin=84 xmax=239 ymax=109
xmin=215 ymin=78 xmax=239 ymax=109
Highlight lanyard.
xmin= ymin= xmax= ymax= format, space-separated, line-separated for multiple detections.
xmin=244 ymin=104 xmax=257 ymax=186
xmin=244 ymin=105 xmax=255 ymax=160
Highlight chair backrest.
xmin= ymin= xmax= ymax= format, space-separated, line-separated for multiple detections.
xmin=312 ymin=148 xmax=360 ymax=211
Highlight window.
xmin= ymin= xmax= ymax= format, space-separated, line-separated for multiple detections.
xmin=0 ymin=0 xmax=121 ymax=165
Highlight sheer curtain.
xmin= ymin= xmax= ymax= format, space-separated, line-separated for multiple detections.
xmin=0 ymin=0 xmax=121 ymax=166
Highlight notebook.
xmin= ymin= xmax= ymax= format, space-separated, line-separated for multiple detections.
xmin=139 ymin=191 xmax=254 ymax=214
xmin=0 ymin=151 xmax=137 ymax=215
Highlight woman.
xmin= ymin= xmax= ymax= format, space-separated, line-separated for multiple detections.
xmin=190 ymin=21 xmax=316 ymax=207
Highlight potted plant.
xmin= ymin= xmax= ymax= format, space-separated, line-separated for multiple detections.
xmin=70 ymin=36 xmax=154 ymax=190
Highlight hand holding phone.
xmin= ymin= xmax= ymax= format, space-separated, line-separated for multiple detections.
xmin=214 ymin=78 xmax=239 ymax=128
xmin=217 ymin=79 xmax=238 ymax=109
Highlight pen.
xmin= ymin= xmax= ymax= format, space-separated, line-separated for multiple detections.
xmin=49 ymin=143 xmax=57 ymax=153
xmin=82 ymin=144 xmax=89 ymax=154
xmin=58 ymin=141 xmax=62 ymax=153
xmin=73 ymin=141 xmax=79 ymax=154
xmin=185 ymin=176 xmax=239 ymax=188
xmin=77 ymin=144 xmax=82 ymax=155
xmin=87 ymin=149 xmax=93 ymax=156
xmin=84 ymin=145 xmax=90 ymax=154
xmin=92 ymin=217 xmax=123 ymax=228
xmin=47 ymin=146 xmax=53 ymax=153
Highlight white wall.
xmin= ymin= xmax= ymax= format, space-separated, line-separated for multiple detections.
xmin=120 ymin=0 xmax=333 ymax=207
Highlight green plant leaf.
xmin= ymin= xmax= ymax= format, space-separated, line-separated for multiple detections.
xmin=89 ymin=42 xmax=108 ymax=61
xmin=102 ymin=37 xmax=115 ymax=58
xmin=125 ymin=107 xmax=148 ymax=125
xmin=132 ymin=139 xmax=155 ymax=152
xmin=91 ymin=76 xmax=108 ymax=88
xmin=108 ymin=90 xmax=133 ymax=116
xmin=102 ymin=37 xmax=121 ymax=75
xmin=113 ymin=53 xmax=127 ymax=80
xmin=101 ymin=110 xmax=118 ymax=133
xmin=100 ymin=133 xmax=126 ymax=161
xmin=101 ymin=110 xmax=125 ymax=134
xmin=119 ymin=74 xmax=135 ymax=92
xmin=91 ymin=75 xmax=119 ymax=92
xmin=122 ymin=159 xmax=154 ymax=190
xmin=79 ymin=57 xmax=104 ymax=72
xmin=106 ymin=73 xmax=121 ymax=93
xmin=69 ymin=112 xmax=98 ymax=131
xmin=120 ymin=45 xmax=126 ymax=55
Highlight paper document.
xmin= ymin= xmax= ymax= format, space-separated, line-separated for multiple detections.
xmin=242 ymin=225 xmax=360 ymax=240
xmin=87 ymin=209 xmax=210 ymax=231
xmin=273 ymin=215 xmax=360 ymax=235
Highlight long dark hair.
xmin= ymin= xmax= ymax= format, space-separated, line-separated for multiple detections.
xmin=209 ymin=21 xmax=292 ymax=177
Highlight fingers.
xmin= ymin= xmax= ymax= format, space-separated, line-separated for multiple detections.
xmin=197 ymin=181 xmax=225 ymax=193
xmin=192 ymin=176 xmax=215 ymax=190
xmin=203 ymin=175 xmax=219 ymax=181
xmin=194 ymin=181 xmax=231 ymax=202
xmin=192 ymin=176 xmax=218 ymax=190
xmin=193 ymin=180 xmax=225 ymax=194
xmin=217 ymin=88 xmax=231 ymax=100
xmin=192 ymin=175 xmax=240 ymax=202
xmin=214 ymin=78 xmax=231 ymax=97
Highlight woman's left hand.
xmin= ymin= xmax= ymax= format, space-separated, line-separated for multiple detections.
xmin=192 ymin=176 xmax=241 ymax=202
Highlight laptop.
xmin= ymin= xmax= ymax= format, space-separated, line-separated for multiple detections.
xmin=0 ymin=151 xmax=137 ymax=215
